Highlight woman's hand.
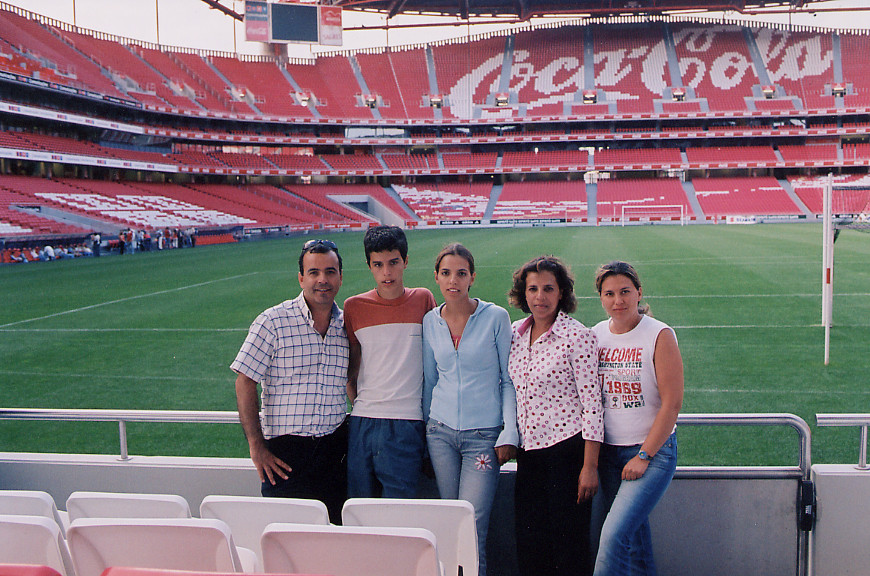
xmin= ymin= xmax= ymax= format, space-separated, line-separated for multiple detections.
xmin=621 ymin=456 xmax=650 ymax=481
xmin=495 ymin=444 xmax=517 ymax=465
xmin=577 ymin=465 xmax=599 ymax=502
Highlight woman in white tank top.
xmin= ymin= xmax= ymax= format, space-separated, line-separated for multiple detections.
xmin=591 ymin=261 xmax=684 ymax=576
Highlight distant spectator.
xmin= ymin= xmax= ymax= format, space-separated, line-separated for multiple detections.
xmin=10 ymin=249 xmax=25 ymax=263
xmin=92 ymin=233 xmax=101 ymax=257
xmin=41 ymin=245 xmax=55 ymax=261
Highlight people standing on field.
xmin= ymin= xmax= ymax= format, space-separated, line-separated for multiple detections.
xmin=230 ymin=238 xmax=348 ymax=523
xmin=344 ymin=226 xmax=436 ymax=498
xmin=422 ymin=243 xmax=517 ymax=576
xmin=592 ymin=260 xmax=683 ymax=576
xmin=507 ymin=255 xmax=603 ymax=576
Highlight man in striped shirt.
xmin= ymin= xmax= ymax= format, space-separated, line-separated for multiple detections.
xmin=231 ymin=239 xmax=349 ymax=522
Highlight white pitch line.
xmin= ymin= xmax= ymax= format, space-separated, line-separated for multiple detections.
xmin=0 ymin=272 xmax=259 ymax=329
xmin=688 ymin=388 xmax=870 ymax=395
xmin=576 ymin=293 xmax=870 ymax=300
xmin=0 ymin=369 xmax=225 ymax=382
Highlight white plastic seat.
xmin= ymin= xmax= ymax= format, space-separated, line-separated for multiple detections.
xmin=199 ymin=495 xmax=329 ymax=565
xmin=0 ymin=490 xmax=69 ymax=536
xmin=261 ymin=522 xmax=440 ymax=576
xmin=65 ymin=491 xmax=190 ymax=522
xmin=0 ymin=514 xmax=76 ymax=576
xmin=342 ymin=498 xmax=477 ymax=576
xmin=67 ymin=517 xmax=255 ymax=576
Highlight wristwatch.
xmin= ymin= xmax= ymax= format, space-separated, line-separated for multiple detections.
xmin=637 ymin=450 xmax=651 ymax=461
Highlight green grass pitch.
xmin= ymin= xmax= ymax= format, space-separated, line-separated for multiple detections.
xmin=1 ymin=223 xmax=868 ymax=467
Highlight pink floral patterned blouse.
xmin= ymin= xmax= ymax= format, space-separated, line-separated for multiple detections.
xmin=508 ymin=311 xmax=604 ymax=450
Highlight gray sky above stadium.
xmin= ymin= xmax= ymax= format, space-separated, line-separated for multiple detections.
xmin=5 ymin=0 xmax=868 ymax=57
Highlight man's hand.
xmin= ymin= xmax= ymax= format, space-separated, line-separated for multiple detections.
xmin=249 ymin=440 xmax=293 ymax=485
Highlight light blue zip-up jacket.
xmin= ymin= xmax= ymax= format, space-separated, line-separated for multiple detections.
xmin=422 ymin=299 xmax=519 ymax=448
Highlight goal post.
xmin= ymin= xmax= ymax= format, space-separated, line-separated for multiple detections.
xmin=822 ymin=176 xmax=870 ymax=365
xmin=620 ymin=204 xmax=686 ymax=226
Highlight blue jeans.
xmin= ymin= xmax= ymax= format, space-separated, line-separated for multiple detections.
xmin=347 ymin=416 xmax=425 ymax=498
xmin=426 ymin=419 xmax=501 ymax=576
xmin=594 ymin=433 xmax=677 ymax=576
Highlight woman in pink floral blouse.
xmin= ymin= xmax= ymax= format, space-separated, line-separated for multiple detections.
xmin=507 ymin=255 xmax=604 ymax=576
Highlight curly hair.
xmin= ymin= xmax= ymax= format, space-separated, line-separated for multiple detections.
xmin=508 ymin=255 xmax=577 ymax=314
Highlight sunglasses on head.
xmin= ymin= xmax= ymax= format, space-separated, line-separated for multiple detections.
xmin=303 ymin=239 xmax=338 ymax=251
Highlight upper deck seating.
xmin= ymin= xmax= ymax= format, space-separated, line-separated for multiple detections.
xmin=264 ymin=154 xmax=329 ymax=171
xmin=393 ymin=182 xmax=491 ymax=220
xmin=753 ymin=28 xmax=835 ymax=111
xmin=492 ymin=180 xmax=587 ymax=220
xmin=593 ymin=23 xmax=667 ymax=114
xmin=380 ymin=154 xmax=435 ymax=171
xmin=209 ymin=152 xmax=276 ymax=170
xmin=0 ymin=9 xmax=125 ymax=98
xmin=384 ymin=48 xmax=435 ymax=119
xmin=432 ymin=35 xmax=507 ymax=119
xmin=286 ymin=56 xmax=371 ymax=120
xmin=685 ymin=145 xmax=778 ymax=166
xmin=778 ymin=144 xmax=839 ymax=163
xmin=672 ymin=24 xmax=758 ymax=112
xmin=171 ymin=53 xmax=255 ymax=115
xmin=320 ymin=154 xmax=384 ymax=171
xmin=355 ymin=51 xmax=412 ymax=120
xmin=60 ymin=31 xmax=196 ymax=111
xmin=168 ymin=151 xmax=229 ymax=168
xmin=596 ymin=178 xmax=692 ymax=220
xmin=501 ymin=150 xmax=589 ymax=170
xmin=441 ymin=153 xmax=498 ymax=171
xmin=594 ymin=147 xmax=682 ymax=169
xmin=209 ymin=57 xmax=309 ymax=118
xmin=842 ymin=143 xmax=870 ymax=162
xmin=510 ymin=26 xmax=584 ymax=118
xmin=840 ymin=32 xmax=870 ymax=108
xmin=693 ymin=177 xmax=799 ymax=216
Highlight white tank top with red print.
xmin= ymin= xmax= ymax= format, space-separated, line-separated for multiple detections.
xmin=593 ymin=314 xmax=676 ymax=446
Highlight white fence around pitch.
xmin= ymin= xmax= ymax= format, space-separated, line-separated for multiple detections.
xmin=2 ymin=409 xmax=870 ymax=576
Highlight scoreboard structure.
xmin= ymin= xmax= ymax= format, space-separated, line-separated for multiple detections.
xmin=245 ymin=1 xmax=342 ymax=46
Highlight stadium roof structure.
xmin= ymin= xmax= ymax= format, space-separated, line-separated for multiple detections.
xmin=324 ymin=0 xmax=816 ymax=20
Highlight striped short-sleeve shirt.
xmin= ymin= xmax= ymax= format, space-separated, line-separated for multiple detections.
xmin=231 ymin=292 xmax=349 ymax=439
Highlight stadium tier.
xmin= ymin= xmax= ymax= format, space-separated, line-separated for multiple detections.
xmin=1 ymin=4 xmax=869 ymax=246
xmin=493 ymin=180 xmax=588 ymax=220
xmin=693 ymin=177 xmax=801 ymax=217
xmin=3 ymin=7 xmax=870 ymax=121
xmin=596 ymin=178 xmax=693 ymax=221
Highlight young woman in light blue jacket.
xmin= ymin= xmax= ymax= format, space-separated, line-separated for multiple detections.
xmin=422 ymin=243 xmax=518 ymax=576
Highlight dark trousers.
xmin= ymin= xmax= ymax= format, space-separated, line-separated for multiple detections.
xmin=262 ymin=420 xmax=348 ymax=524
xmin=515 ymin=431 xmax=593 ymax=576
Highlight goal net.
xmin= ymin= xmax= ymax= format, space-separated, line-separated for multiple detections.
xmin=620 ymin=204 xmax=686 ymax=226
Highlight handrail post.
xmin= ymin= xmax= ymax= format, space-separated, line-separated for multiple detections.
xmin=859 ymin=426 xmax=868 ymax=470
xmin=118 ymin=420 xmax=129 ymax=461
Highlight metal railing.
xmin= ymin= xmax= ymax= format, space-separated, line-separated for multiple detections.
xmin=816 ymin=413 xmax=870 ymax=470
xmin=0 ymin=408 xmax=239 ymax=461
xmin=0 ymin=409 xmax=813 ymax=472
